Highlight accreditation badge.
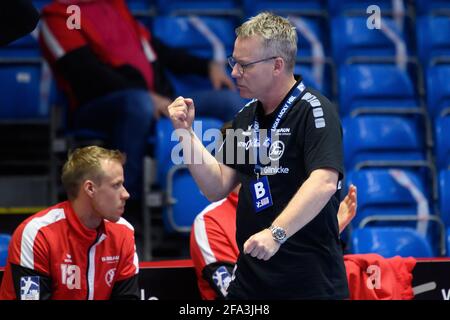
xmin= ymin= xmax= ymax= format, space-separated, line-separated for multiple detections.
xmin=250 ymin=175 xmax=273 ymax=213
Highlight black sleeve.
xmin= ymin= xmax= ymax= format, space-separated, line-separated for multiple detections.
xmin=110 ymin=274 xmax=140 ymax=300
xmin=55 ymin=46 xmax=148 ymax=106
xmin=202 ymin=261 xmax=235 ymax=300
xmin=152 ymin=37 xmax=210 ymax=76
xmin=302 ymin=93 xmax=344 ymax=180
xmin=0 ymin=0 xmax=40 ymax=46
xmin=10 ymin=263 xmax=52 ymax=300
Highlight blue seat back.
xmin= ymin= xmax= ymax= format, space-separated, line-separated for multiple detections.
xmin=435 ymin=116 xmax=450 ymax=170
xmin=439 ymin=170 xmax=450 ymax=228
xmin=126 ymin=0 xmax=154 ymax=11
xmin=0 ymin=33 xmax=40 ymax=59
xmin=152 ymin=16 xmax=235 ymax=95
xmin=294 ymin=64 xmax=328 ymax=95
xmin=152 ymin=16 xmax=235 ymax=59
xmin=339 ymin=64 xmax=417 ymax=116
xmin=156 ymin=117 xmax=223 ymax=187
xmin=331 ymin=17 xmax=408 ymax=65
xmin=163 ymin=169 xmax=210 ymax=233
xmin=427 ymin=66 xmax=450 ymax=119
xmin=447 ymin=227 xmax=450 ymax=257
xmin=0 ymin=63 xmax=47 ymax=120
xmin=156 ymin=0 xmax=238 ymax=15
xmin=351 ymin=227 xmax=433 ymax=258
xmin=346 ymin=169 xmax=430 ymax=228
xmin=417 ymin=16 xmax=450 ymax=66
xmin=289 ymin=16 xmax=326 ymax=59
xmin=243 ymin=1 xmax=325 ymax=18
xmin=0 ymin=234 xmax=12 ymax=267
xmin=342 ymin=115 xmax=425 ymax=169
xmin=415 ymin=0 xmax=450 ymax=15
xmin=328 ymin=0 xmax=399 ymax=16
xmin=32 ymin=0 xmax=52 ymax=10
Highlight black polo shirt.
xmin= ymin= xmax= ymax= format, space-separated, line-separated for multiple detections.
xmin=221 ymin=79 xmax=349 ymax=299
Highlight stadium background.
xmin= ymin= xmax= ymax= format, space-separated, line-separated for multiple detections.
xmin=0 ymin=0 xmax=449 ymax=268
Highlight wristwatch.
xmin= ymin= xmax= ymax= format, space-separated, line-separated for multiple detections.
xmin=269 ymin=225 xmax=287 ymax=244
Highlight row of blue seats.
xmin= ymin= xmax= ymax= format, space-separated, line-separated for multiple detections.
xmin=1 ymin=12 xmax=449 ymax=111
xmin=31 ymin=0 xmax=450 ymax=17
xmin=343 ymin=114 xmax=450 ymax=170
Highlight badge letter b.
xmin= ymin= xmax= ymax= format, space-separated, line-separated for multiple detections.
xmin=254 ymin=182 xmax=265 ymax=199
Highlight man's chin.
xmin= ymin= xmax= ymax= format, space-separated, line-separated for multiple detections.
xmin=107 ymin=213 xmax=122 ymax=223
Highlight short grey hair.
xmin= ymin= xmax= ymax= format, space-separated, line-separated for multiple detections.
xmin=236 ymin=12 xmax=297 ymax=72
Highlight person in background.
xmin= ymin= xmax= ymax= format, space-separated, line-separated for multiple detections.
xmin=0 ymin=146 xmax=139 ymax=300
xmin=0 ymin=0 xmax=39 ymax=46
xmin=38 ymin=0 xmax=245 ymax=223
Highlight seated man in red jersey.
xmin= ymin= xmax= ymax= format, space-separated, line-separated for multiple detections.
xmin=0 ymin=146 xmax=139 ymax=300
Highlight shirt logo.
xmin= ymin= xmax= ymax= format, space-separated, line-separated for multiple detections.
xmin=101 ymin=255 xmax=120 ymax=263
xmin=269 ymin=140 xmax=285 ymax=161
xmin=261 ymin=166 xmax=290 ymax=175
xmin=242 ymin=124 xmax=253 ymax=136
xmin=61 ymin=264 xmax=81 ymax=290
xmin=20 ymin=276 xmax=40 ymax=300
xmin=105 ymin=268 xmax=116 ymax=287
xmin=212 ymin=266 xmax=232 ymax=297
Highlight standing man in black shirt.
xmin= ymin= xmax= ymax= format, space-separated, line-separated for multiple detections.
xmin=168 ymin=12 xmax=349 ymax=299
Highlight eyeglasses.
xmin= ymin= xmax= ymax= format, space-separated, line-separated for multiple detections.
xmin=227 ymin=56 xmax=277 ymax=75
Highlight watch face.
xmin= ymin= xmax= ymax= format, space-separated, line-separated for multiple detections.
xmin=274 ymin=228 xmax=285 ymax=239
xmin=271 ymin=226 xmax=286 ymax=241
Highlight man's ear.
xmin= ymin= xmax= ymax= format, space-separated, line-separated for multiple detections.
xmin=84 ymin=180 xmax=95 ymax=198
xmin=273 ymin=57 xmax=284 ymax=75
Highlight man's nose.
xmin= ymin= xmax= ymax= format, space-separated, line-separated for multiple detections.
xmin=230 ymin=65 xmax=241 ymax=78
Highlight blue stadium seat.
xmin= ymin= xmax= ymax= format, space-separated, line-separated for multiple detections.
xmin=346 ymin=169 xmax=431 ymax=228
xmin=32 ymin=0 xmax=51 ymax=10
xmin=152 ymin=16 xmax=235 ymax=59
xmin=417 ymin=16 xmax=450 ymax=66
xmin=126 ymin=0 xmax=153 ymax=12
xmin=0 ymin=33 xmax=40 ymax=59
xmin=156 ymin=0 xmax=239 ymax=15
xmin=447 ymin=227 xmax=450 ymax=256
xmin=164 ymin=169 xmax=211 ymax=233
xmin=295 ymin=64 xmax=322 ymax=93
xmin=439 ymin=170 xmax=450 ymax=228
xmin=435 ymin=117 xmax=450 ymax=170
xmin=155 ymin=117 xmax=223 ymax=188
xmin=351 ymin=227 xmax=433 ymax=258
xmin=289 ymin=16 xmax=327 ymax=59
xmin=339 ymin=64 xmax=418 ymax=117
xmin=155 ymin=117 xmax=223 ymax=233
xmin=0 ymin=63 xmax=47 ymax=120
xmin=427 ymin=66 xmax=450 ymax=119
xmin=331 ymin=17 xmax=409 ymax=66
xmin=243 ymin=0 xmax=325 ymax=17
xmin=415 ymin=0 xmax=450 ymax=16
xmin=342 ymin=115 xmax=426 ymax=170
xmin=328 ymin=0 xmax=407 ymax=16
xmin=152 ymin=16 xmax=235 ymax=96
xmin=0 ymin=234 xmax=11 ymax=267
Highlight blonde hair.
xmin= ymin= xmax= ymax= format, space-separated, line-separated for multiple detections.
xmin=236 ymin=12 xmax=297 ymax=72
xmin=61 ymin=146 xmax=126 ymax=200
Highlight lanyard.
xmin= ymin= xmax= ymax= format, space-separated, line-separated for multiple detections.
xmin=252 ymin=81 xmax=306 ymax=177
